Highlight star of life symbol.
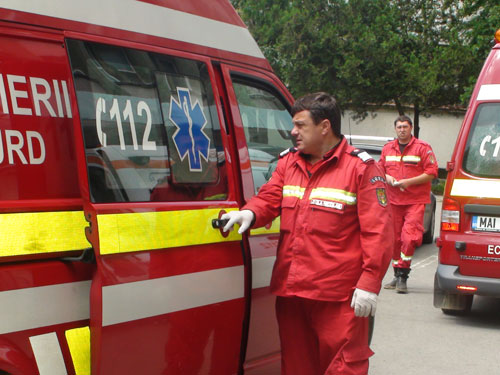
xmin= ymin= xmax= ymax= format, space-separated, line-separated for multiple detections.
xmin=169 ymin=87 xmax=210 ymax=171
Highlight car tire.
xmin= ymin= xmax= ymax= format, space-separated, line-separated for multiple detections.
xmin=422 ymin=203 xmax=436 ymax=244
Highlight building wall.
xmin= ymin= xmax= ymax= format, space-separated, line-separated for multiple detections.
xmin=341 ymin=108 xmax=465 ymax=169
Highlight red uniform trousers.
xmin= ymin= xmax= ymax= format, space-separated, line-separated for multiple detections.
xmin=391 ymin=203 xmax=425 ymax=269
xmin=276 ymin=296 xmax=373 ymax=375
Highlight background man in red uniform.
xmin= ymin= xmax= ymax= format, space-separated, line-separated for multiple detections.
xmin=379 ymin=115 xmax=438 ymax=293
xmin=222 ymin=92 xmax=392 ymax=375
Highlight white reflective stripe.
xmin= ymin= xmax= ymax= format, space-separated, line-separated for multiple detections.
xmin=0 ymin=281 xmax=90 ymax=335
xmin=386 ymin=155 xmax=401 ymax=162
xmin=392 ymin=260 xmax=399 ymax=266
xmin=0 ymin=265 xmax=264 ymax=332
xmin=310 ymin=188 xmax=357 ymax=205
xmin=477 ymin=84 xmax=500 ymax=101
xmin=102 ymin=266 xmax=245 ymax=326
xmin=29 ymin=332 xmax=67 ymax=375
xmin=283 ymin=185 xmax=305 ymax=198
xmin=252 ymin=256 xmax=275 ymax=289
xmin=402 ymin=155 xmax=421 ymax=162
xmin=0 ymin=0 xmax=264 ymax=59
xmin=451 ymin=179 xmax=500 ymax=199
xmin=400 ymin=253 xmax=412 ymax=261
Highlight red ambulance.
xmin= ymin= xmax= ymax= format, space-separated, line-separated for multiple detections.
xmin=0 ymin=1 xmax=294 ymax=374
xmin=434 ymin=29 xmax=500 ymax=315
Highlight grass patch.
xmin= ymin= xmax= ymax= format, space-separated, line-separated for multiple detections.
xmin=431 ymin=178 xmax=446 ymax=196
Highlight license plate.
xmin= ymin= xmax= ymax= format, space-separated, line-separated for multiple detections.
xmin=471 ymin=216 xmax=500 ymax=232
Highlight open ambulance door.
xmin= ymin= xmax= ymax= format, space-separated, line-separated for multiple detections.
xmin=219 ymin=63 xmax=295 ymax=374
xmin=67 ymin=37 xmax=247 ymax=375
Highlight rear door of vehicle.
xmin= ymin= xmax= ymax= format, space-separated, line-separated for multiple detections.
xmin=450 ymin=100 xmax=500 ymax=278
xmin=66 ymin=36 xmax=247 ymax=375
xmin=219 ymin=63 xmax=294 ymax=374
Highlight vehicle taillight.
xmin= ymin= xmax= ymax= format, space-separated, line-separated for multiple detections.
xmin=441 ymin=197 xmax=460 ymax=232
xmin=457 ymin=285 xmax=477 ymax=292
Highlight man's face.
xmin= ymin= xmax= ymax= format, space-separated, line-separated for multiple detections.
xmin=395 ymin=121 xmax=413 ymax=144
xmin=291 ymin=110 xmax=325 ymax=155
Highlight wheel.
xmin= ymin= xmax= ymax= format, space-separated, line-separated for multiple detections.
xmin=422 ymin=203 xmax=436 ymax=244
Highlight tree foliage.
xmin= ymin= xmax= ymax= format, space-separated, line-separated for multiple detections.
xmin=231 ymin=0 xmax=500 ymax=137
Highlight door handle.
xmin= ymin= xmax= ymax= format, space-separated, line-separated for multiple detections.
xmin=213 ymin=210 xmax=230 ymax=238
xmin=211 ymin=218 xmax=229 ymax=229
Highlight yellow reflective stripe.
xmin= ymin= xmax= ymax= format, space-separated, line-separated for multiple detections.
xmin=451 ymin=179 xmax=500 ymax=199
xmin=386 ymin=155 xmax=401 ymax=162
xmin=400 ymin=253 xmax=412 ymax=261
xmin=283 ymin=185 xmax=305 ymax=198
xmin=386 ymin=155 xmax=421 ymax=162
xmin=310 ymin=188 xmax=357 ymax=205
xmin=0 ymin=211 xmax=89 ymax=257
xmin=402 ymin=155 xmax=421 ymax=162
xmin=250 ymin=217 xmax=280 ymax=236
xmin=65 ymin=327 xmax=90 ymax=375
xmin=97 ymin=208 xmax=241 ymax=254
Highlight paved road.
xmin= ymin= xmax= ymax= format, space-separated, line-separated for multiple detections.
xmin=370 ymin=197 xmax=500 ymax=375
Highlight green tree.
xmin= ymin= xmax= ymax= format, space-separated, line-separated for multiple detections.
xmin=458 ymin=0 xmax=500 ymax=103
xmin=231 ymin=0 xmax=499 ymax=137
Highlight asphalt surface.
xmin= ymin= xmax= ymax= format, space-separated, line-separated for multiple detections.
xmin=369 ymin=196 xmax=500 ymax=375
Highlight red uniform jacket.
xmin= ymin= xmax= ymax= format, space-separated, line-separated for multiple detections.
xmin=379 ymin=137 xmax=438 ymax=205
xmin=243 ymin=137 xmax=393 ymax=301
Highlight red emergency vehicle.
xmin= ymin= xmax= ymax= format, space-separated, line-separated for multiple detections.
xmin=434 ymin=29 xmax=500 ymax=315
xmin=0 ymin=1 xmax=294 ymax=374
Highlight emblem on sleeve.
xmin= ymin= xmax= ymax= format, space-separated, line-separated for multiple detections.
xmin=370 ymin=176 xmax=386 ymax=184
xmin=376 ymin=188 xmax=388 ymax=207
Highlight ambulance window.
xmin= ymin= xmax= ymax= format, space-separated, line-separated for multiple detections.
xmin=232 ymin=79 xmax=293 ymax=193
xmin=67 ymin=40 xmax=227 ymax=202
xmin=463 ymin=103 xmax=500 ymax=178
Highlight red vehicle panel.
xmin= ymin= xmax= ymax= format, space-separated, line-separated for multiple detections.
xmin=0 ymin=1 xmax=294 ymax=374
xmin=434 ymin=30 xmax=500 ymax=314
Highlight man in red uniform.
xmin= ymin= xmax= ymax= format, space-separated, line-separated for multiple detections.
xmin=222 ymin=93 xmax=392 ymax=375
xmin=379 ymin=115 xmax=438 ymax=293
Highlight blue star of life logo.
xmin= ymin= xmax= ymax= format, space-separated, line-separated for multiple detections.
xmin=169 ymin=87 xmax=210 ymax=171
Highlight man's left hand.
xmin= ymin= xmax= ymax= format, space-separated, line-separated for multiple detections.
xmin=393 ymin=179 xmax=408 ymax=190
xmin=351 ymin=288 xmax=377 ymax=317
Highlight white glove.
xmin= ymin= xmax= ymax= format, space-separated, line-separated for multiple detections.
xmin=351 ymin=288 xmax=377 ymax=317
xmin=221 ymin=210 xmax=255 ymax=234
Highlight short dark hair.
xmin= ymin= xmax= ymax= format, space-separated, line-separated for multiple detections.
xmin=394 ymin=115 xmax=412 ymax=127
xmin=291 ymin=92 xmax=341 ymax=137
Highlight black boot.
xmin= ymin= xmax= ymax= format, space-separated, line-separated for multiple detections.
xmin=384 ymin=268 xmax=399 ymax=289
xmin=396 ymin=268 xmax=410 ymax=294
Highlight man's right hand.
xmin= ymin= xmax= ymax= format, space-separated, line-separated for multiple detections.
xmin=386 ymin=175 xmax=398 ymax=187
xmin=221 ymin=210 xmax=255 ymax=234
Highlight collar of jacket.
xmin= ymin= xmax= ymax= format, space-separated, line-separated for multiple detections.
xmin=295 ymin=136 xmax=348 ymax=172
xmin=391 ymin=135 xmax=415 ymax=152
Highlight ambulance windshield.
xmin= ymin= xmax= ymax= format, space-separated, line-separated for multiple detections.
xmin=463 ymin=103 xmax=500 ymax=178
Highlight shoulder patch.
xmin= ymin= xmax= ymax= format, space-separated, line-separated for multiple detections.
xmin=279 ymin=147 xmax=297 ymax=158
xmin=370 ymin=176 xmax=386 ymax=184
xmin=350 ymin=149 xmax=373 ymax=163
xmin=376 ymin=188 xmax=388 ymax=207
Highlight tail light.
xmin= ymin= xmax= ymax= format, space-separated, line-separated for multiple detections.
xmin=457 ymin=285 xmax=477 ymax=292
xmin=441 ymin=197 xmax=460 ymax=232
